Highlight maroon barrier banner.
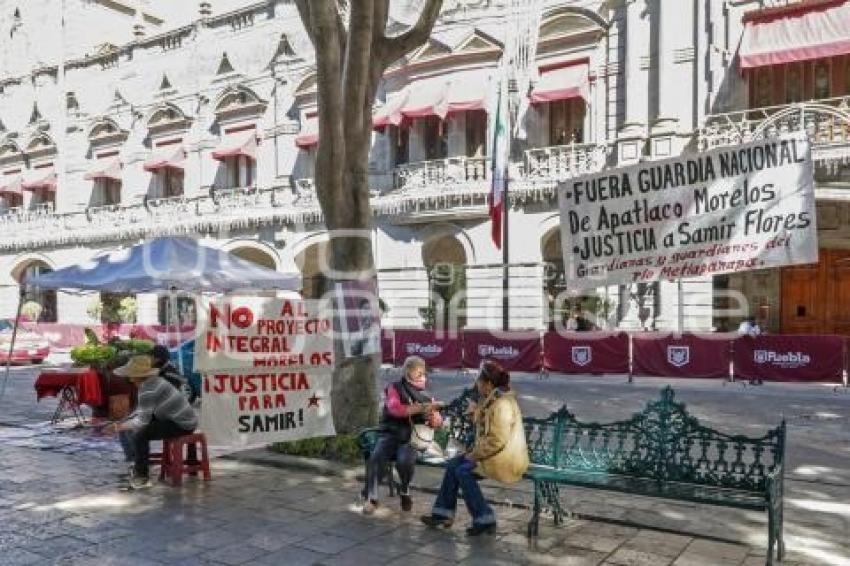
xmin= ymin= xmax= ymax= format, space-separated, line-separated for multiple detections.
xmin=462 ymin=331 xmax=542 ymax=372
xmin=733 ymin=335 xmax=844 ymax=383
xmin=543 ymin=332 xmax=629 ymax=374
xmin=393 ymin=329 xmax=462 ymax=369
xmin=381 ymin=329 xmax=395 ymax=365
xmin=632 ymin=333 xmax=730 ymax=379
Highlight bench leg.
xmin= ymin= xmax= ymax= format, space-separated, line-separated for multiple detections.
xmin=543 ymin=482 xmax=565 ymax=525
xmin=766 ymin=506 xmax=776 ymax=566
xmin=527 ymin=481 xmax=541 ymax=538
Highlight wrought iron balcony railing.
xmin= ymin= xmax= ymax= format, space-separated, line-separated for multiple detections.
xmin=699 ymin=96 xmax=850 ymax=165
xmin=393 ymin=156 xmax=490 ymax=193
xmin=523 ymin=143 xmax=609 ymax=182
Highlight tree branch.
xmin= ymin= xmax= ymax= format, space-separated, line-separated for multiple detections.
xmin=293 ymin=0 xmax=316 ymax=48
xmin=342 ymin=1 xmax=373 ymax=148
xmin=381 ymin=0 xmax=444 ymax=66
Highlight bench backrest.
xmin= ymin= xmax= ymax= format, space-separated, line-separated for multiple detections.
xmin=552 ymin=386 xmax=785 ymax=492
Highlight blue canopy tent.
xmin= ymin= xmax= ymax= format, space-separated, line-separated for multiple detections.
xmin=1 ymin=237 xmax=301 ymax=401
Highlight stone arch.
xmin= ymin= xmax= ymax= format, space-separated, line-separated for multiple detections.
xmin=291 ymin=232 xmax=330 ymax=300
xmin=10 ymin=252 xmax=55 ymax=284
xmin=11 ymin=256 xmax=57 ymax=322
xmin=418 ymin=222 xmax=476 ymax=265
xmin=0 ymin=137 xmax=24 ymax=160
xmin=223 ymin=239 xmax=280 ymax=271
xmin=539 ymin=6 xmax=610 ymax=37
xmin=294 ymin=71 xmax=318 ymax=97
xmin=144 ymin=102 xmax=191 ymax=131
xmin=421 ymin=231 xmax=468 ymax=331
xmin=25 ymin=131 xmax=55 ymax=153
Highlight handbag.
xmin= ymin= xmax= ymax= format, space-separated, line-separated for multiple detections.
xmin=409 ymin=420 xmax=435 ymax=451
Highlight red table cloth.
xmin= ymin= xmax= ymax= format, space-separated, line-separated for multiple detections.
xmin=35 ymin=368 xmax=103 ymax=407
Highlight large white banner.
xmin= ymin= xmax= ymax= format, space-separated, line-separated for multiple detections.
xmin=195 ymin=296 xmax=336 ymax=447
xmin=558 ymin=135 xmax=817 ymax=289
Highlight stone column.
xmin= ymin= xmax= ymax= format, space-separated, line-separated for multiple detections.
xmin=617 ymin=0 xmax=649 ymax=164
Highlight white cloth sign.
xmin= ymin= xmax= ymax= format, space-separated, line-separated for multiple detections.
xmin=194 ymin=296 xmax=334 ymax=373
xmin=195 ymin=296 xmax=336 ymax=447
xmin=558 ymin=135 xmax=817 ymax=290
xmin=200 ymin=370 xmax=335 ymax=448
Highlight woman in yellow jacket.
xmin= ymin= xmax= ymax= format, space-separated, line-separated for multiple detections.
xmin=421 ymin=360 xmax=529 ymax=536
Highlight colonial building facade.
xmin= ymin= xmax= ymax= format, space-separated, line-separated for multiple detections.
xmin=0 ymin=0 xmax=848 ymax=334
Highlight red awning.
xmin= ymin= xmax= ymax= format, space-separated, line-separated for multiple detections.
xmin=212 ymin=131 xmax=257 ymax=161
xmin=22 ymin=167 xmax=57 ymax=192
xmin=83 ymin=156 xmax=122 ymax=181
xmin=295 ymin=116 xmax=319 ymax=149
xmin=446 ymin=75 xmax=488 ymax=114
xmin=740 ymin=0 xmax=850 ymax=68
xmin=373 ymin=91 xmax=409 ymax=129
xmin=400 ymin=80 xmax=450 ymax=119
xmin=530 ymin=62 xmax=589 ymax=104
xmin=0 ymin=174 xmax=23 ymax=197
xmin=144 ymin=145 xmax=186 ymax=172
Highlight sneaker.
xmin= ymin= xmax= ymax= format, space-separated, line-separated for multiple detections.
xmin=465 ymin=523 xmax=497 ymax=536
xmin=400 ymin=494 xmax=412 ymax=512
xmin=362 ymin=500 xmax=379 ymax=516
xmin=129 ymin=474 xmax=152 ymax=490
xmin=420 ymin=515 xmax=453 ymax=529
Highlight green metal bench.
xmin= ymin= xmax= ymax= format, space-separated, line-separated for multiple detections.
xmin=357 ymin=386 xmax=785 ymax=565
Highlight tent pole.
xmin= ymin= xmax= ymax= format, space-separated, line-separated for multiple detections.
xmin=169 ymin=287 xmax=184 ymax=374
xmin=0 ymin=288 xmax=26 ymax=404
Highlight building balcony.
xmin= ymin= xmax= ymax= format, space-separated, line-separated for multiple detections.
xmin=392 ymin=156 xmax=490 ymax=194
xmin=699 ymin=96 xmax=850 ymax=169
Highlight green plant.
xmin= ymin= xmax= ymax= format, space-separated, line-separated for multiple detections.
xmin=270 ymin=434 xmax=362 ymax=464
xmin=117 ymin=297 xmax=137 ymax=323
xmin=86 ymin=300 xmax=103 ymax=323
xmin=20 ymin=301 xmax=43 ymax=322
xmin=419 ymin=306 xmax=435 ymax=330
xmin=112 ymin=338 xmax=154 ymax=355
xmin=70 ymin=344 xmax=117 ymax=367
xmin=84 ymin=328 xmax=100 ymax=346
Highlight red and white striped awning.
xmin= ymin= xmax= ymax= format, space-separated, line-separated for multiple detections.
xmin=0 ymin=173 xmax=23 ymax=197
xmin=530 ymin=61 xmax=589 ymax=104
xmin=400 ymin=80 xmax=450 ymax=119
xmin=83 ymin=156 xmax=122 ymax=181
xmin=446 ymin=74 xmax=488 ymax=114
xmin=740 ymin=0 xmax=850 ymax=69
xmin=144 ymin=145 xmax=186 ymax=172
xmin=212 ymin=131 xmax=257 ymax=161
xmin=22 ymin=166 xmax=57 ymax=192
xmin=295 ymin=116 xmax=319 ymax=149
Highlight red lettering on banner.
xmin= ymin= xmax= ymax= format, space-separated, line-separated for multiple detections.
xmin=206 ymin=331 xmax=222 ymax=352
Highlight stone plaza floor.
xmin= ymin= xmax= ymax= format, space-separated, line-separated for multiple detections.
xmin=1 ymin=362 xmax=848 ymax=565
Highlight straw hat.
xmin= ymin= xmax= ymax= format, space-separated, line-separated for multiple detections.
xmin=114 ymin=355 xmax=159 ymax=381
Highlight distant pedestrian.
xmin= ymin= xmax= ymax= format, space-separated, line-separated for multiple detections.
xmin=362 ymin=355 xmax=443 ymax=515
xmin=738 ymin=317 xmax=762 ymax=337
xmin=421 ymin=360 xmax=528 ymax=536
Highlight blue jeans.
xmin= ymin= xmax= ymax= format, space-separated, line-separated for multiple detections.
xmin=118 ymin=429 xmax=136 ymax=462
xmin=431 ymin=456 xmax=496 ymax=527
xmin=365 ymin=435 xmax=417 ymax=501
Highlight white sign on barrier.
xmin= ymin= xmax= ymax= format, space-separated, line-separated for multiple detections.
xmin=558 ymin=134 xmax=817 ymax=289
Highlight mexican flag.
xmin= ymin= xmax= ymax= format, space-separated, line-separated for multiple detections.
xmin=490 ymin=77 xmax=509 ymax=249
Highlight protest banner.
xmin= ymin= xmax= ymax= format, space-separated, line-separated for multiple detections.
xmin=194 ymin=296 xmax=336 ymax=447
xmin=199 ymin=370 xmax=335 ymax=447
xmin=558 ymin=134 xmax=817 ymax=289
xmin=195 ymin=296 xmax=334 ymax=373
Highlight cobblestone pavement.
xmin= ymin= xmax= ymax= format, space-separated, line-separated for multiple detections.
xmin=0 ymin=362 xmax=848 ymax=565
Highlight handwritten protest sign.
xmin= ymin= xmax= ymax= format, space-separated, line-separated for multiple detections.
xmin=558 ymin=134 xmax=817 ymax=289
xmin=195 ymin=296 xmax=334 ymax=373
xmin=195 ymin=296 xmax=336 ymax=447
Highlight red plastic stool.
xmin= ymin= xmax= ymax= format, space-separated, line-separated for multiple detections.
xmin=159 ymin=432 xmax=212 ymax=487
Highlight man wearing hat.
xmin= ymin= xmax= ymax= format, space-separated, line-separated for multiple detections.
xmin=111 ymin=355 xmax=198 ymax=489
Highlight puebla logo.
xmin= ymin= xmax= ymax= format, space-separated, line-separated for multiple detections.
xmin=571 ymin=346 xmax=591 ymax=367
xmin=754 ymin=350 xmax=811 ymax=367
xmin=667 ymin=345 xmax=690 ymax=368
xmin=405 ymin=343 xmax=443 ymax=356
xmin=477 ymin=344 xmax=520 ymax=359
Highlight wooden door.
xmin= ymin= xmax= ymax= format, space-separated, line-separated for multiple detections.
xmin=828 ymin=251 xmax=850 ymax=335
xmin=781 ymin=263 xmax=822 ymax=333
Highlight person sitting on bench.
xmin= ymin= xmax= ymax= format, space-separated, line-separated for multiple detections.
xmin=111 ymin=355 xmax=198 ymax=489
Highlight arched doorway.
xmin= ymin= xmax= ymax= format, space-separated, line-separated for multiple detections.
xmin=12 ymin=260 xmax=57 ymax=322
xmin=295 ymin=241 xmax=330 ymax=300
xmin=230 ymin=246 xmax=278 ymax=270
xmin=541 ymin=228 xmax=568 ymax=328
xmin=422 ymin=234 xmax=467 ymax=331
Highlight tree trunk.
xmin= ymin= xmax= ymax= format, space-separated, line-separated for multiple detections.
xmin=296 ymin=0 xmax=444 ymax=433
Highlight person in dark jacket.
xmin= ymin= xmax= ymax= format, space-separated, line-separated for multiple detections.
xmin=151 ymin=345 xmax=194 ymax=403
xmin=363 ymin=355 xmax=442 ymax=515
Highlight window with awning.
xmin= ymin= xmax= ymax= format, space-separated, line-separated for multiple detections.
xmin=144 ymin=145 xmax=186 ymax=172
xmin=83 ymin=156 xmax=122 ymax=182
xmin=295 ymin=114 xmax=319 ymax=149
xmin=0 ymin=173 xmax=23 ymax=198
xmin=212 ymin=130 xmax=257 ymax=161
xmin=531 ymin=61 xmax=590 ymax=104
xmin=739 ymin=0 xmax=850 ymax=69
xmin=22 ymin=166 xmax=57 ymax=192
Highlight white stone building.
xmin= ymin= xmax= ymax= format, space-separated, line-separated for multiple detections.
xmin=0 ymin=0 xmax=848 ymax=334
